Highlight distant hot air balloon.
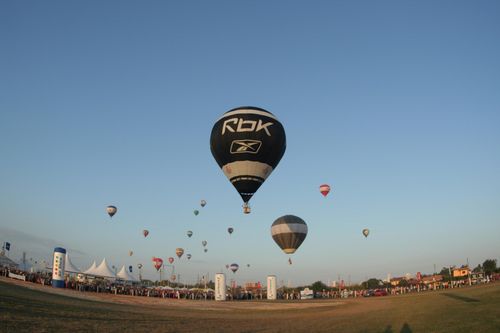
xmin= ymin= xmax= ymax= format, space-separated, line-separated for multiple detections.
xmin=168 ymin=257 xmax=174 ymax=264
xmin=187 ymin=230 xmax=193 ymax=238
xmin=129 ymin=265 xmax=133 ymax=273
xmin=106 ymin=205 xmax=117 ymax=218
xmin=171 ymin=274 xmax=176 ymax=281
xmin=210 ymin=106 xmax=286 ymax=214
xmin=138 ymin=263 xmax=143 ymax=269
xmin=200 ymin=200 xmax=207 ymax=207
xmin=193 ymin=210 xmax=199 ymax=216
xmin=143 ymin=230 xmax=149 ymax=237
xmin=230 ymin=263 xmax=239 ymax=273
xmin=202 ymin=240 xmax=207 ymax=247
xmin=362 ymin=228 xmax=370 ymax=238
xmin=187 ymin=254 xmax=192 ymax=260
xmin=128 ymin=250 xmax=133 ymax=256
xmin=152 ymin=257 xmax=163 ymax=271
xmin=319 ymin=184 xmax=331 ymax=197
xmin=227 ymin=227 xmax=234 ymax=235
xmin=175 ymin=248 xmax=184 ymax=259
xmin=225 ymin=264 xmax=229 ymax=270
xmin=271 ymin=215 xmax=308 ymax=254
xmin=204 ymin=249 xmax=208 ymax=253
xmin=247 ymin=264 xmax=250 ymax=268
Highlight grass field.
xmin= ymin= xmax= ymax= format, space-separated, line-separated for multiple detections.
xmin=1 ymin=278 xmax=499 ymax=333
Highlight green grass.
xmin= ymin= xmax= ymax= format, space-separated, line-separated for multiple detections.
xmin=1 ymin=280 xmax=499 ymax=332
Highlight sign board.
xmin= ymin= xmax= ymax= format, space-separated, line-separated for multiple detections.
xmin=267 ymin=275 xmax=277 ymax=300
xmin=215 ymin=273 xmax=226 ymax=301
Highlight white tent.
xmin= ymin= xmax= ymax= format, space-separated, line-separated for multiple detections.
xmin=83 ymin=261 xmax=97 ymax=275
xmin=64 ymin=253 xmax=80 ymax=273
xmin=93 ymin=258 xmax=116 ymax=278
xmin=116 ymin=265 xmax=138 ymax=282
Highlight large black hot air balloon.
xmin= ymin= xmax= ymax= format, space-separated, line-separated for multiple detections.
xmin=271 ymin=215 xmax=308 ymax=254
xmin=210 ymin=107 xmax=286 ymax=212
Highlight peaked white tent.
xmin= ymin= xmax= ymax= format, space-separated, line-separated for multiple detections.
xmin=83 ymin=261 xmax=97 ymax=275
xmin=116 ymin=265 xmax=138 ymax=282
xmin=64 ymin=253 xmax=80 ymax=273
xmin=93 ymin=258 xmax=116 ymax=278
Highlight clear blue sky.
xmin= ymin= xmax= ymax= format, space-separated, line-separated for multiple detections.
xmin=1 ymin=1 xmax=499 ymax=286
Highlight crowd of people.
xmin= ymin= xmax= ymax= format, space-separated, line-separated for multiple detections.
xmin=1 ymin=265 xmax=498 ymax=302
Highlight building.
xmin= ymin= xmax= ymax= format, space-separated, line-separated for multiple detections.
xmin=453 ymin=266 xmax=470 ymax=278
xmin=390 ymin=277 xmax=405 ymax=287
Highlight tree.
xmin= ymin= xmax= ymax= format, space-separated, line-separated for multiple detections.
xmin=483 ymin=259 xmax=497 ymax=275
xmin=473 ymin=264 xmax=483 ymax=273
xmin=310 ymin=281 xmax=328 ymax=292
xmin=398 ymin=279 xmax=409 ymax=287
xmin=362 ymin=278 xmax=382 ymax=289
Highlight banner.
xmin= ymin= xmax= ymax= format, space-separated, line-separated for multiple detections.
xmin=8 ymin=272 xmax=26 ymax=281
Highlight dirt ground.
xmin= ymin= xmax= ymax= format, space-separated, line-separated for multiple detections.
xmin=1 ymin=276 xmax=499 ymax=333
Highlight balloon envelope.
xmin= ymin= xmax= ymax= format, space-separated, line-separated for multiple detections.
xmin=128 ymin=250 xmax=133 ymax=256
xmin=202 ymin=240 xmax=207 ymax=247
xmin=200 ymin=200 xmax=207 ymax=207
xmin=319 ymin=184 xmax=331 ymax=197
xmin=168 ymin=257 xmax=174 ymax=264
xmin=106 ymin=205 xmax=117 ymax=218
xmin=175 ymin=248 xmax=184 ymax=258
xmin=230 ymin=263 xmax=239 ymax=273
xmin=143 ymin=230 xmax=149 ymax=237
xmin=152 ymin=258 xmax=163 ymax=271
xmin=187 ymin=254 xmax=192 ymax=260
xmin=362 ymin=229 xmax=370 ymax=238
xmin=210 ymin=106 xmax=286 ymax=207
xmin=187 ymin=230 xmax=193 ymax=238
xmin=271 ymin=215 xmax=308 ymax=254
xmin=227 ymin=227 xmax=234 ymax=235
xmin=193 ymin=210 xmax=199 ymax=216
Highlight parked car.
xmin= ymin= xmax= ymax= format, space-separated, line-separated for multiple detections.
xmin=373 ymin=289 xmax=388 ymax=296
xmin=364 ymin=289 xmax=375 ymax=297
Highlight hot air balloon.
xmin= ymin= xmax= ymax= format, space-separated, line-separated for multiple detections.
xmin=200 ymin=200 xmax=207 ymax=207
xmin=152 ymin=257 xmax=163 ymax=271
xmin=128 ymin=250 xmax=133 ymax=256
xmin=138 ymin=263 xmax=143 ymax=269
xmin=225 ymin=264 xmax=229 ymax=270
xmin=202 ymin=240 xmax=207 ymax=247
xmin=106 ymin=205 xmax=117 ymax=218
xmin=204 ymin=249 xmax=208 ymax=253
xmin=247 ymin=264 xmax=250 ymax=268
xmin=230 ymin=263 xmax=239 ymax=273
xmin=362 ymin=228 xmax=370 ymax=238
xmin=271 ymin=215 xmax=308 ymax=254
xmin=210 ymin=106 xmax=286 ymax=213
xmin=187 ymin=230 xmax=193 ymax=238
xmin=143 ymin=230 xmax=149 ymax=237
xmin=193 ymin=210 xmax=199 ymax=216
xmin=171 ymin=274 xmax=176 ymax=281
xmin=129 ymin=265 xmax=133 ymax=273
xmin=168 ymin=257 xmax=174 ymax=264
xmin=187 ymin=254 xmax=192 ymax=260
xmin=227 ymin=227 xmax=234 ymax=235
xmin=175 ymin=248 xmax=184 ymax=259
xmin=319 ymin=184 xmax=331 ymax=197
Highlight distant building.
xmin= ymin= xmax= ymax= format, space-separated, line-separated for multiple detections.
xmin=390 ymin=277 xmax=405 ymax=287
xmin=453 ymin=266 xmax=470 ymax=278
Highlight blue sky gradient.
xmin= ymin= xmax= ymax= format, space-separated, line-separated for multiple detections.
xmin=1 ymin=1 xmax=499 ymax=285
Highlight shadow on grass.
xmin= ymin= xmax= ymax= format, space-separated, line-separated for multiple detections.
xmin=359 ymin=322 xmax=412 ymax=333
xmin=441 ymin=293 xmax=480 ymax=303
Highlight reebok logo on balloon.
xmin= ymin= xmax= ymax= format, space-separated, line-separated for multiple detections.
xmin=230 ymin=140 xmax=262 ymax=154
xmin=222 ymin=118 xmax=274 ymax=136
